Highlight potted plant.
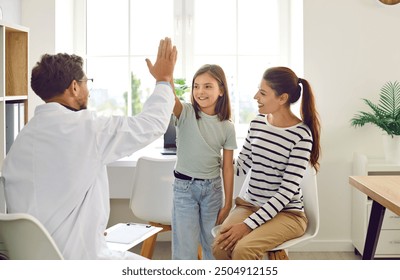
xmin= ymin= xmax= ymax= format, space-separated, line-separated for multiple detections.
xmin=174 ymin=78 xmax=190 ymax=101
xmin=350 ymin=81 xmax=400 ymax=163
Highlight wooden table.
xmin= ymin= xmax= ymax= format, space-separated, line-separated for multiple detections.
xmin=349 ymin=176 xmax=400 ymax=259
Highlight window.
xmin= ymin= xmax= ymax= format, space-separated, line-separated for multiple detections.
xmin=79 ymin=0 xmax=303 ymax=136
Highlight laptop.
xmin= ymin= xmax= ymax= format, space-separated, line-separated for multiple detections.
xmin=161 ymin=115 xmax=177 ymax=155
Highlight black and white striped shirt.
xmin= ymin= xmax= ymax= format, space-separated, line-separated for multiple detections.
xmin=236 ymin=114 xmax=313 ymax=229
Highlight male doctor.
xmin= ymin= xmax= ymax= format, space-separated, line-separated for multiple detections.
xmin=2 ymin=38 xmax=177 ymax=259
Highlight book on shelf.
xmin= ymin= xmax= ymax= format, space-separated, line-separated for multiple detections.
xmin=5 ymin=102 xmax=24 ymax=154
xmin=105 ymin=223 xmax=162 ymax=252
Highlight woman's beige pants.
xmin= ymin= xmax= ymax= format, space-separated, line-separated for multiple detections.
xmin=212 ymin=197 xmax=308 ymax=260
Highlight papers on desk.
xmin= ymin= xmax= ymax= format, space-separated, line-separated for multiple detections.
xmin=105 ymin=223 xmax=162 ymax=252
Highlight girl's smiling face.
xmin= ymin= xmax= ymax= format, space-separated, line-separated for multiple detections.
xmin=192 ymin=72 xmax=222 ymax=115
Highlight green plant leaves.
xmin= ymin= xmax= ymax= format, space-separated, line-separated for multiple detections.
xmin=351 ymin=81 xmax=400 ymax=136
xmin=379 ymin=81 xmax=400 ymax=118
xmin=174 ymin=78 xmax=190 ymax=101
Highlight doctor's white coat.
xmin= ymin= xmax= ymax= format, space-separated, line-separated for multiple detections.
xmin=2 ymin=84 xmax=174 ymax=259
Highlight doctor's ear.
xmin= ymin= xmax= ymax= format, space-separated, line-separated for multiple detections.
xmin=67 ymin=80 xmax=79 ymax=95
xmin=71 ymin=80 xmax=79 ymax=91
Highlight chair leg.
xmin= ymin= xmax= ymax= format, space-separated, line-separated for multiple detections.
xmin=267 ymin=249 xmax=289 ymax=260
xmin=140 ymin=233 xmax=158 ymax=259
xmin=140 ymin=222 xmax=172 ymax=259
xmin=197 ymin=244 xmax=202 ymax=260
xmin=141 ymin=222 xmax=202 ymax=260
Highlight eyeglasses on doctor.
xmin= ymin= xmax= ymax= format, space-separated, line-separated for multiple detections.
xmin=78 ymin=78 xmax=94 ymax=91
xmin=78 ymin=78 xmax=94 ymax=84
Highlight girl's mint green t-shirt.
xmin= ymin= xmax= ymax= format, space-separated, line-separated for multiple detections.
xmin=174 ymin=103 xmax=237 ymax=179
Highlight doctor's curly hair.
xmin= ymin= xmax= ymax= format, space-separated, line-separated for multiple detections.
xmin=31 ymin=53 xmax=85 ymax=101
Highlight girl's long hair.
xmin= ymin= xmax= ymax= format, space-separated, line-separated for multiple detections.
xmin=191 ymin=64 xmax=231 ymax=121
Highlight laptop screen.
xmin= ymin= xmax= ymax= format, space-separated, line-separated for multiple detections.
xmin=163 ymin=115 xmax=176 ymax=149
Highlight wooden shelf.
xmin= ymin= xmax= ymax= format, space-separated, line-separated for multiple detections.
xmin=0 ymin=22 xmax=29 ymax=169
xmin=4 ymin=95 xmax=27 ymax=102
xmin=5 ymin=26 xmax=28 ymax=97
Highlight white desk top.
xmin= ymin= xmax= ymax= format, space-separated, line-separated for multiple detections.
xmin=107 ymin=147 xmax=176 ymax=167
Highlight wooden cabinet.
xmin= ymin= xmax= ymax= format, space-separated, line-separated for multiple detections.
xmin=0 ymin=21 xmax=29 ymax=170
xmin=352 ymin=153 xmax=400 ymax=258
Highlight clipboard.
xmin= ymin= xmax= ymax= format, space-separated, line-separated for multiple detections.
xmin=105 ymin=223 xmax=162 ymax=252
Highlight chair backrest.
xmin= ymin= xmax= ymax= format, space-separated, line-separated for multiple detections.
xmin=129 ymin=156 xmax=176 ymax=225
xmin=0 ymin=213 xmax=64 ymax=259
xmin=273 ymin=164 xmax=319 ymax=250
xmin=235 ymin=164 xmax=319 ymax=249
xmin=298 ymin=165 xmax=319 ymax=237
xmin=0 ymin=176 xmax=6 ymax=213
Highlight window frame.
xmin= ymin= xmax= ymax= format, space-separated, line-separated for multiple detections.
xmin=72 ymin=0 xmax=303 ymax=140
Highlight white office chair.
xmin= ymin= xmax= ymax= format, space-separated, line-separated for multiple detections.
xmin=212 ymin=164 xmax=319 ymax=260
xmin=0 ymin=213 xmax=64 ymax=260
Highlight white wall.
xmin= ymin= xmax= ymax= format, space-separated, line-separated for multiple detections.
xmin=0 ymin=0 xmax=21 ymax=23
xmin=304 ymin=0 xmax=400 ymax=250
xmin=21 ymin=0 xmax=56 ymax=119
xmin=7 ymin=0 xmax=400 ymax=251
xmin=21 ymin=0 xmax=75 ymax=120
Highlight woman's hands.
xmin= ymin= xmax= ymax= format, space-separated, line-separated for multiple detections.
xmin=146 ymin=37 xmax=177 ymax=83
xmin=214 ymin=223 xmax=252 ymax=252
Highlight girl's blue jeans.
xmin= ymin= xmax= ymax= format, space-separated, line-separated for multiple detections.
xmin=172 ymin=176 xmax=222 ymax=260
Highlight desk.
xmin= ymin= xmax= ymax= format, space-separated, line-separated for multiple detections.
xmin=349 ymin=176 xmax=400 ymax=259
xmin=108 ymin=147 xmax=176 ymax=168
xmin=107 ymin=147 xmax=245 ymax=198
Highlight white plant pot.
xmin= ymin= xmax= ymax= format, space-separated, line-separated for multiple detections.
xmin=382 ymin=134 xmax=400 ymax=164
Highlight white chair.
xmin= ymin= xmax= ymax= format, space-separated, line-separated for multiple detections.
xmin=128 ymin=156 xmax=176 ymax=259
xmin=0 ymin=213 xmax=64 ymax=260
xmin=212 ymin=164 xmax=319 ymax=260
xmin=0 ymin=176 xmax=6 ymax=213
xmin=127 ymin=156 xmax=203 ymax=259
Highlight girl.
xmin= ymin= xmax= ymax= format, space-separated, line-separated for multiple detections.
xmin=172 ymin=64 xmax=237 ymax=260
xmin=213 ymin=66 xmax=321 ymax=260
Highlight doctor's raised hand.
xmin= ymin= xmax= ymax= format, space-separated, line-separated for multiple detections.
xmin=146 ymin=37 xmax=177 ymax=83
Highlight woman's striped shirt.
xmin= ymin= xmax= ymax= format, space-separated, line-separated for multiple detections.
xmin=236 ymin=114 xmax=313 ymax=230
